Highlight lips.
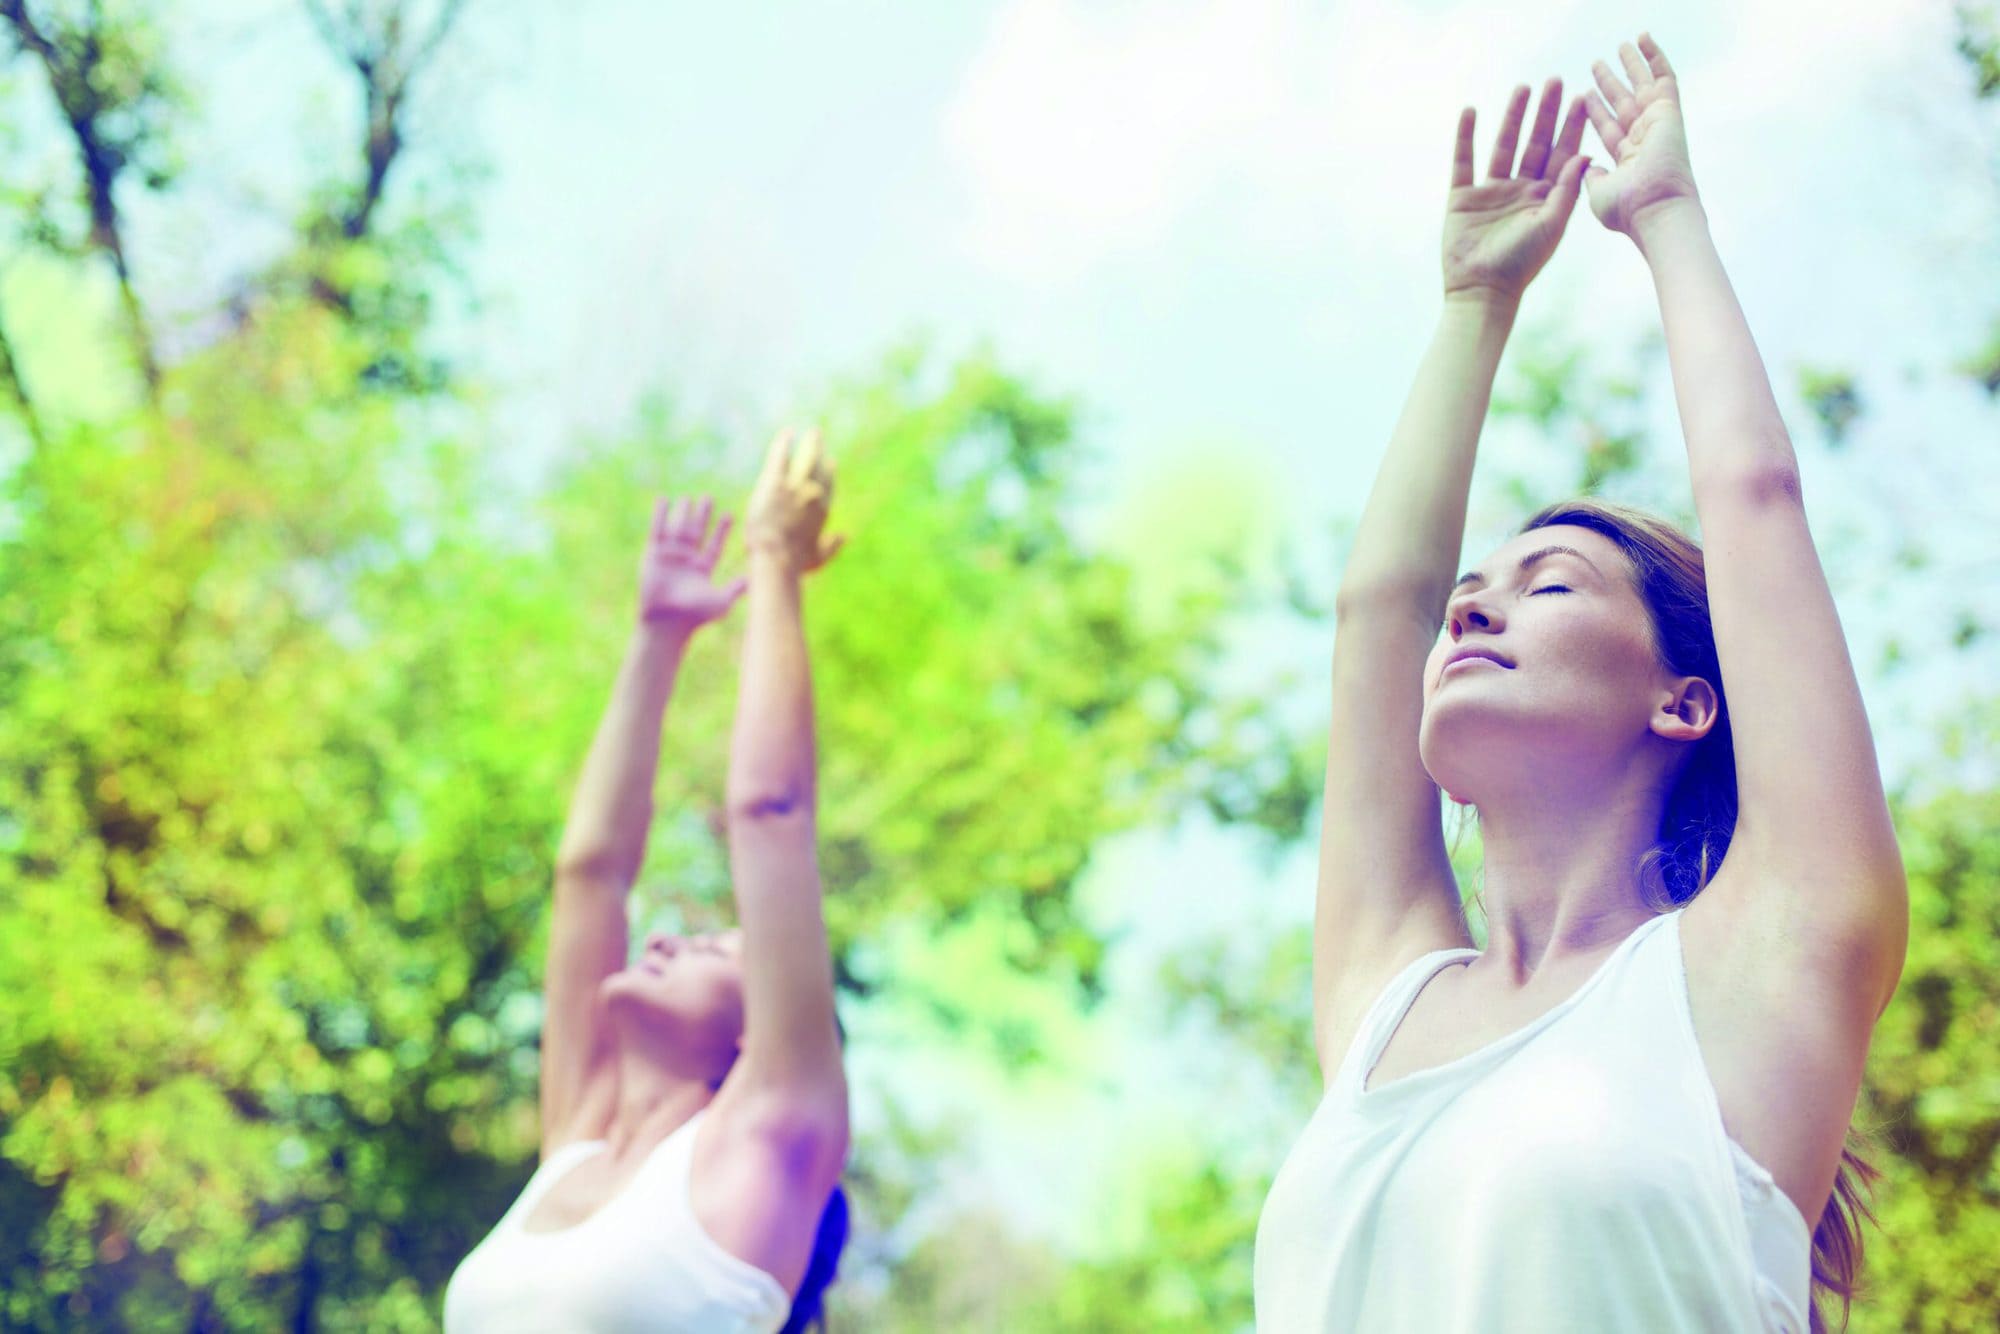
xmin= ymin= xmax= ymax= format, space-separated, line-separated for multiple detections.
xmin=1443 ymin=646 xmax=1514 ymax=671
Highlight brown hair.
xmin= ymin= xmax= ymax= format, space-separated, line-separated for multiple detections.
xmin=1521 ymin=498 xmax=1879 ymax=1333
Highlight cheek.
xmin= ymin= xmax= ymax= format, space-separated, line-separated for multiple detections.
xmin=1534 ymin=612 xmax=1656 ymax=701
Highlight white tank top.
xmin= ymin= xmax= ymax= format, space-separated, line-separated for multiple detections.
xmin=444 ymin=1110 xmax=792 ymax=1334
xmin=1254 ymin=909 xmax=1813 ymax=1333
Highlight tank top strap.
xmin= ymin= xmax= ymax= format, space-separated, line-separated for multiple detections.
xmin=1331 ymin=942 xmax=1480 ymax=1096
xmin=641 ymin=1107 xmax=706 ymax=1200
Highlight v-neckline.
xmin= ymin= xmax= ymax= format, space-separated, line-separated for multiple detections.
xmin=1356 ymin=912 xmax=1673 ymax=1101
xmin=517 ymin=1110 xmax=701 ymax=1237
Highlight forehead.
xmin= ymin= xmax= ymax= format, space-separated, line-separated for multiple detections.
xmin=1470 ymin=524 xmax=1632 ymax=582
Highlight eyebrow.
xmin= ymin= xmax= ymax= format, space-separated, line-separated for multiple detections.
xmin=1453 ymin=544 xmax=1601 ymax=592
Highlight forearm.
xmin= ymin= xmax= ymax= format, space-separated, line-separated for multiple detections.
xmin=727 ymin=551 xmax=841 ymax=1083
xmin=728 ymin=551 xmax=815 ymax=814
xmin=1338 ymin=292 xmax=1518 ymax=616
xmin=1635 ymin=201 xmax=1799 ymax=490
xmin=554 ymin=623 xmax=692 ymax=884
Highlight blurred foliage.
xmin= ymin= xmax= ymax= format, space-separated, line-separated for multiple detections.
xmin=1959 ymin=1 xmax=1999 ymax=99
xmin=1850 ymin=765 xmax=2000 ymax=1329
xmin=1799 ymin=366 xmax=1864 ymax=447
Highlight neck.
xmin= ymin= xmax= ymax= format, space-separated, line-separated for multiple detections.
xmin=606 ymin=1032 xmax=717 ymax=1158
xmin=1468 ymin=756 xmax=1666 ymax=981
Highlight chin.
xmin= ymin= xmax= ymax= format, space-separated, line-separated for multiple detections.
xmin=1419 ymin=698 xmax=1559 ymax=794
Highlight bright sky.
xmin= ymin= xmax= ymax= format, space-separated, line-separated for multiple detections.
xmin=73 ymin=0 xmax=2000 ymax=1258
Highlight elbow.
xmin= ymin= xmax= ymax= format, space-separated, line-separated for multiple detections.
xmin=1820 ymin=859 xmax=1910 ymax=1021
xmin=1695 ymin=457 xmax=1804 ymax=512
xmin=726 ymin=783 xmax=814 ymax=826
xmin=553 ymin=847 xmax=638 ymax=890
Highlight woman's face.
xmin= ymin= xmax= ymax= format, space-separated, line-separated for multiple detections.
xmin=602 ymin=928 xmax=747 ymax=1068
xmin=1418 ymin=525 xmax=1678 ymax=798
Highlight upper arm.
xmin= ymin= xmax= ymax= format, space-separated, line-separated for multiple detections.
xmin=538 ymin=867 xmax=628 ymax=1155
xmin=1687 ymin=465 xmax=1907 ymax=1011
xmin=1313 ymin=589 xmax=1473 ymax=1069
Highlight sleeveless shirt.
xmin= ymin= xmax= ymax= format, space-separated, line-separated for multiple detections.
xmin=444 ymin=1110 xmax=792 ymax=1333
xmin=1253 ymin=909 xmax=1813 ymax=1332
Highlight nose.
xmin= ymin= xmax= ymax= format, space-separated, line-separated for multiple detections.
xmin=1445 ymin=590 xmax=1503 ymax=640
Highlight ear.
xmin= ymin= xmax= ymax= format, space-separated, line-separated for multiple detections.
xmin=1650 ymin=675 xmax=1719 ymax=744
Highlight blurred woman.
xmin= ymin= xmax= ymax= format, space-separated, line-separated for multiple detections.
xmin=446 ymin=428 xmax=850 ymax=1333
xmin=1255 ymin=36 xmax=1905 ymax=1334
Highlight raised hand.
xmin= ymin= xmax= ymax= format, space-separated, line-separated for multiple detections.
xmin=744 ymin=426 xmax=844 ymax=576
xmin=1582 ymin=34 xmax=1699 ymax=237
xmin=1441 ymin=78 xmax=1591 ymax=302
xmin=637 ymin=494 xmax=747 ymax=629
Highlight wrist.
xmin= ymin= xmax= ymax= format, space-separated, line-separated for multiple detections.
xmin=632 ymin=617 xmax=697 ymax=653
xmin=1629 ymin=195 xmax=1708 ymax=256
xmin=1441 ymin=286 xmax=1521 ymax=328
xmin=746 ymin=540 xmax=804 ymax=576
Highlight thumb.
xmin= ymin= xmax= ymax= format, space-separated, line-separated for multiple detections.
xmin=719 ymin=575 xmax=750 ymax=608
xmin=817 ymin=533 xmax=847 ymax=569
xmin=1582 ymin=163 xmax=1615 ymax=219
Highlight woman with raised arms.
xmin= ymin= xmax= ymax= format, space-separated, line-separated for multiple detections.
xmin=1254 ymin=36 xmax=1905 ymax=1334
xmin=446 ymin=429 xmax=850 ymax=1333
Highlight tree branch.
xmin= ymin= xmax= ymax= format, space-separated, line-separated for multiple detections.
xmin=300 ymin=0 xmax=472 ymax=248
xmin=0 ymin=0 xmax=164 ymax=399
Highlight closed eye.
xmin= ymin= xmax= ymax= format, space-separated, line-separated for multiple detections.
xmin=1529 ymin=584 xmax=1571 ymax=595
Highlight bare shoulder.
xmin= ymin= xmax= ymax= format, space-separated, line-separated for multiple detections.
xmin=1312 ymin=907 xmax=1471 ymax=1089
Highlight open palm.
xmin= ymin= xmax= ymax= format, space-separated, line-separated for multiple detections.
xmin=1582 ymin=34 xmax=1699 ymax=236
xmin=1442 ymin=78 xmax=1590 ymax=301
xmin=637 ymin=494 xmax=746 ymax=629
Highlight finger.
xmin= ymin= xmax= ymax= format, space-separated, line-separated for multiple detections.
xmin=1591 ymin=59 xmax=1638 ymax=123
xmin=1451 ymin=107 xmax=1476 ymax=189
xmin=758 ymin=428 xmax=793 ymax=488
xmin=1618 ymin=42 xmax=1653 ymax=94
xmin=1583 ymin=91 xmax=1625 ymax=156
xmin=667 ymin=496 xmax=691 ymax=537
xmin=1637 ymin=32 xmax=1675 ymax=82
xmin=817 ymin=534 xmax=847 ymax=568
xmin=1518 ymin=78 xmax=1562 ymax=179
xmin=1486 ymin=84 xmax=1531 ymax=178
xmin=1539 ymin=153 xmax=1588 ymax=225
xmin=650 ymin=497 xmax=671 ymax=545
xmin=717 ymin=575 xmax=748 ymax=608
xmin=1550 ymin=95 xmax=1589 ymax=171
xmin=702 ymin=512 xmax=733 ymax=567
xmin=788 ymin=426 xmax=823 ymax=487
